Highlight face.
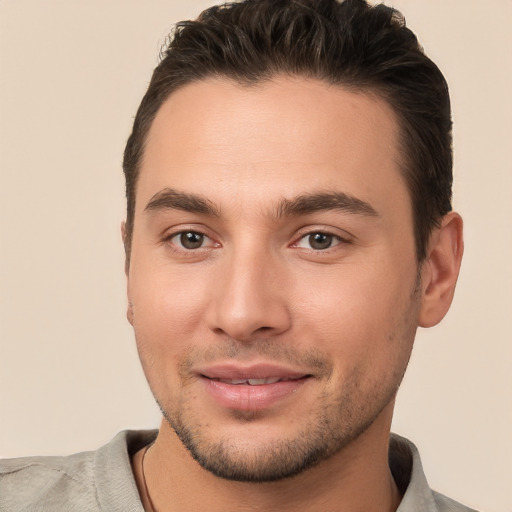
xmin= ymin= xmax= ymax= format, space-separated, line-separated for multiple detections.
xmin=127 ymin=76 xmax=423 ymax=481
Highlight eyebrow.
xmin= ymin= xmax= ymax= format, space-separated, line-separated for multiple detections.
xmin=144 ymin=188 xmax=378 ymax=219
xmin=145 ymin=188 xmax=220 ymax=216
xmin=275 ymin=192 xmax=379 ymax=218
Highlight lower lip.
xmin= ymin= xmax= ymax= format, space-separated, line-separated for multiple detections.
xmin=201 ymin=377 xmax=309 ymax=411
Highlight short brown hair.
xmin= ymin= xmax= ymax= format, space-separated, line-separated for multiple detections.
xmin=123 ymin=0 xmax=452 ymax=262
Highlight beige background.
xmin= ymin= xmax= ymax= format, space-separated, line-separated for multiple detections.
xmin=0 ymin=1 xmax=511 ymax=511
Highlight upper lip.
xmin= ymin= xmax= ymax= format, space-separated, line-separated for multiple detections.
xmin=197 ymin=363 xmax=311 ymax=381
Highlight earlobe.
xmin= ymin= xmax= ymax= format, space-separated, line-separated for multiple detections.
xmin=418 ymin=212 xmax=464 ymax=328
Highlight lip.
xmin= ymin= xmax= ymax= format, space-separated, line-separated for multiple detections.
xmin=199 ymin=363 xmax=309 ymax=381
xmin=198 ymin=363 xmax=312 ymax=411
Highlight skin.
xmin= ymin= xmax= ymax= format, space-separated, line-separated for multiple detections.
xmin=124 ymin=76 xmax=463 ymax=512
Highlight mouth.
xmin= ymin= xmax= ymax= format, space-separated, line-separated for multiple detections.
xmin=206 ymin=376 xmax=308 ymax=386
xmin=198 ymin=364 xmax=313 ymax=411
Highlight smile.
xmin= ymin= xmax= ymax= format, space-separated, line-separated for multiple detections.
xmin=209 ymin=376 xmax=305 ymax=385
xmin=198 ymin=366 xmax=312 ymax=411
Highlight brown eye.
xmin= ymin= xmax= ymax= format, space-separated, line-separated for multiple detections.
xmin=308 ymin=232 xmax=334 ymax=250
xmin=176 ymin=231 xmax=205 ymax=249
xmin=295 ymin=232 xmax=341 ymax=251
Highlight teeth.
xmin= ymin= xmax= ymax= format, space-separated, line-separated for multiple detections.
xmin=248 ymin=378 xmax=280 ymax=385
xmin=246 ymin=378 xmax=266 ymax=385
xmin=219 ymin=378 xmax=247 ymax=384
xmin=216 ymin=377 xmax=283 ymax=385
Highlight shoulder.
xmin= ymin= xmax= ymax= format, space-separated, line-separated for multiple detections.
xmin=0 ymin=430 xmax=157 ymax=512
xmin=432 ymin=491 xmax=479 ymax=512
xmin=391 ymin=434 xmax=480 ymax=512
xmin=0 ymin=450 xmax=99 ymax=511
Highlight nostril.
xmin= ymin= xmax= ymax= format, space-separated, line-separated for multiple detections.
xmin=256 ymin=326 xmax=272 ymax=332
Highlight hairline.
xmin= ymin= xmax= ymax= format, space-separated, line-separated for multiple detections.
xmin=124 ymin=72 xmax=432 ymax=265
xmin=137 ymin=74 xmax=411 ymax=178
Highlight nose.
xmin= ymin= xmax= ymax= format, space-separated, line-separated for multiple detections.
xmin=205 ymin=246 xmax=292 ymax=342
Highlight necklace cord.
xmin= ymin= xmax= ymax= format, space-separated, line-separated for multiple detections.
xmin=141 ymin=442 xmax=158 ymax=512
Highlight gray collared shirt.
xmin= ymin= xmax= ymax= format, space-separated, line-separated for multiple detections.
xmin=0 ymin=430 xmax=478 ymax=511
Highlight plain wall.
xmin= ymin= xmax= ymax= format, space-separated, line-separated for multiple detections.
xmin=0 ymin=1 xmax=511 ymax=511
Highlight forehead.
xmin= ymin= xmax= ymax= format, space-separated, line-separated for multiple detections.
xmin=137 ymin=76 xmax=406 ymax=214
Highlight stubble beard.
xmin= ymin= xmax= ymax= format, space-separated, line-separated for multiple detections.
xmin=149 ymin=277 xmax=422 ymax=483
xmin=157 ymin=379 xmax=395 ymax=483
xmin=155 ymin=346 xmax=411 ymax=483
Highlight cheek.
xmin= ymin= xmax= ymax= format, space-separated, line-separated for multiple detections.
xmin=293 ymin=261 xmax=418 ymax=362
xmin=129 ymin=267 xmax=213 ymax=401
xmin=129 ymin=263 xmax=212 ymax=354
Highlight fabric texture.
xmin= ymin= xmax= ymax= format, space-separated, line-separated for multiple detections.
xmin=0 ymin=431 xmax=478 ymax=512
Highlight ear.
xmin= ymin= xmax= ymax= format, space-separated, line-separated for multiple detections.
xmin=126 ymin=300 xmax=134 ymax=326
xmin=121 ymin=221 xmax=134 ymax=326
xmin=418 ymin=212 xmax=464 ymax=328
xmin=121 ymin=221 xmax=130 ymax=276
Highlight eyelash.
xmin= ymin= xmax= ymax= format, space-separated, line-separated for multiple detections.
xmin=164 ymin=227 xmax=352 ymax=254
xmin=165 ymin=230 xmax=219 ymax=252
xmin=292 ymin=231 xmax=352 ymax=251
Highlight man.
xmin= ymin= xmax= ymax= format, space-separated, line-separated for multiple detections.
xmin=0 ymin=0 xmax=474 ymax=510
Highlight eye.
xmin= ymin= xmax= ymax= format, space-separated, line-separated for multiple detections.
xmin=295 ymin=232 xmax=343 ymax=251
xmin=169 ymin=231 xmax=213 ymax=250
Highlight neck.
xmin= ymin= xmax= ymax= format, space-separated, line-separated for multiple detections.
xmin=138 ymin=412 xmax=401 ymax=512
